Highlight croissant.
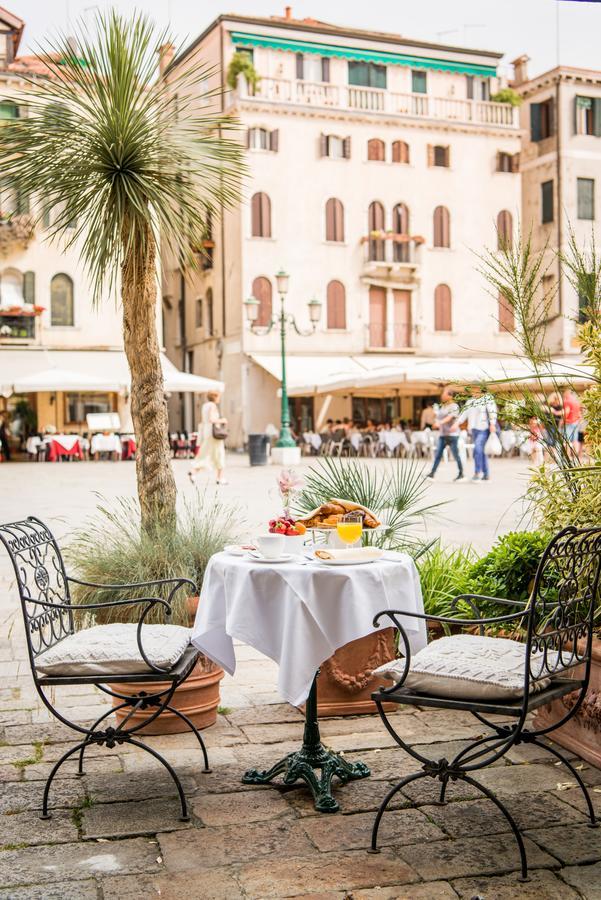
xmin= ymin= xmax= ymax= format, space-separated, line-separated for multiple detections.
xmin=298 ymin=498 xmax=380 ymax=529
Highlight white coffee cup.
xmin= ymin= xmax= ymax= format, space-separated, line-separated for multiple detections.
xmin=256 ymin=533 xmax=285 ymax=559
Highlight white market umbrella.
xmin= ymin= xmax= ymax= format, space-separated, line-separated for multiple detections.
xmin=161 ymin=360 xmax=224 ymax=394
xmin=12 ymin=367 xmax=123 ymax=393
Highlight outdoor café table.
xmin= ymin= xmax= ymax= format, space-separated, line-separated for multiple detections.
xmin=90 ymin=433 xmax=122 ymax=457
xmin=192 ymin=550 xmax=426 ymax=812
xmin=45 ymin=434 xmax=84 ymax=462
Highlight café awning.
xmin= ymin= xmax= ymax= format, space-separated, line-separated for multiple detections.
xmin=0 ymin=349 xmax=224 ymax=396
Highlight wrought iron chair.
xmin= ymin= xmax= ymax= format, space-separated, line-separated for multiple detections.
xmin=0 ymin=516 xmax=210 ymax=822
xmin=369 ymin=525 xmax=601 ymax=882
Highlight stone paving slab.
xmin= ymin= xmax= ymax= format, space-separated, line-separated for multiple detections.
xmin=236 ymin=849 xmax=419 ymax=897
xmin=424 ymin=792 xmax=587 ymax=837
xmin=283 ymin=777 xmax=411 ymax=817
xmin=101 ymin=869 xmax=245 ymax=899
xmin=398 ymin=833 xmax=559 ymax=880
xmin=81 ymin=798 xmax=194 ymax=839
xmin=194 ymin=786 xmax=293 ymax=825
xmin=452 ymin=868 xmax=580 ymax=899
xmin=561 ymin=859 xmax=601 ymax=899
xmin=301 ymin=807 xmax=446 ymax=852
xmin=525 ymin=822 xmax=601 ymax=866
xmin=353 ymin=885 xmax=458 ymax=900
xmin=0 ymin=808 xmax=78 ymax=848
xmin=0 ymin=880 xmax=99 ymax=899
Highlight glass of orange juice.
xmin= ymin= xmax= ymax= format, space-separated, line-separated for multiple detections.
xmin=336 ymin=511 xmax=363 ymax=547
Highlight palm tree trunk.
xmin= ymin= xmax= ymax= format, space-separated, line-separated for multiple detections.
xmin=121 ymin=224 xmax=177 ymax=534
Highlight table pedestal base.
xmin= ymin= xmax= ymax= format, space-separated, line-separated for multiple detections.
xmin=242 ymin=674 xmax=370 ymax=813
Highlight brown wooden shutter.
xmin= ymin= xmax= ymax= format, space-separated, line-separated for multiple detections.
xmin=511 ymin=152 xmax=520 ymax=173
xmin=445 ymin=145 xmax=450 ymax=167
xmin=343 ymin=136 xmax=351 ymax=159
xmin=251 ymin=192 xmax=261 ymax=236
xmin=319 ymin=133 xmax=328 ymax=157
xmin=321 ymin=57 xmax=330 ymax=82
xmin=401 ymin=141 xmax=409 ymax=164
xmin=393 ymin=290 xmax=411 ymax=347
xmin=391 ymin=141 xmax=400 ymax=163
xmin=270 ymin=129 xmax=279 ymax=152
xmin=498 ymin=292 xmax=515 ymax=332
xmin=325 ymin=198 xmax=335 ymax=241
xmin=261 ymin=193 xmax=271 ymax=237
xmin=296 ymin=53 xmax=304 ymax=79
xmin=368 ymin=286 xmax=386 ymax=347
xmin=434 ymin=285 xmax=452 ymax=331
xmin=253 ymin=277 xmax=273 ymax=327
xmin=442 ymin=207 xmax=450 ymax=247
xmin=335 ymin=199 xmax=344 ymax=242
xmin=427 ymin=144 xmax=434 ymax=167
xmin=327 ymin=281 xmax=346 ymax=329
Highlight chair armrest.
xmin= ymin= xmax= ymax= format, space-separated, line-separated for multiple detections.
xmin=68 ymin=575 xmax=197 ymax=595
xmin=452 ymin=594 xmax=529 ymax=635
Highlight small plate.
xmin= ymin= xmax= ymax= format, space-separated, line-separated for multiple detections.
xmin=224 ymin=544 xmax=255 ymax=556
xmin=247 ymin=552 xmax=294 ymax=564
xmin=314 ymin=556 xmax=380 ymax=566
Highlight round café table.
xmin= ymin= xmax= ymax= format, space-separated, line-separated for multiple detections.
xmin=192 ymin=550 xmax=426 ymax=812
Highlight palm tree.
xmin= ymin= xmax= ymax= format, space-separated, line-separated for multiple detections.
xmin=0 ymin=11 xmax=244 ymax=532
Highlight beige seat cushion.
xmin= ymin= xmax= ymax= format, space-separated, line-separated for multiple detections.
xmin=35 ymin=623 xmax=192 ymax=677
xmin=374 ymin=633 xmax=556 ymax=701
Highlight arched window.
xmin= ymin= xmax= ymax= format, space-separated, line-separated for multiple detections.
xmin=251 ymin=192 xmax=271 ymax=238
xmin=434 ymin=284 xmax=452 ymax=331
xmin=367 ymin=138 xmax=385 ymax=162
xmin=392 ymin=203 xmax=410 ymax=263
xmin=0 ymin=267 xmax=24 ymax=306
xmin=368 ymin=201 xmax=385 ymax=261
xmin=391 ymin=140 xmax=410 ymax=164
xmin=433 ymin=206 xmax=450 ymax=248
xmin=252 ymin=276 xmax=273 ymax=328
xmin=498 ymin=291 xmax=515 ymax=333
xmin=497 ymin=210 xmax=513 ymax=249
xmin=326 ymin=280 xmax=346 ymax=329
xmin=325 ymin=198 xmax=344 ymax=242
xmin=248 ymin=127 xmax=269 ymax=150
xmin=50 ymin=274 xmax=74 ymax=327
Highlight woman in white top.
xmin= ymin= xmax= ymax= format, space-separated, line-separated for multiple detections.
xmin=189 ymin=391 xmax=228 ymax=485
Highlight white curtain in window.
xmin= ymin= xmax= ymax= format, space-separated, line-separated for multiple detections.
xmin=0 ymin=269 xmax=24 ymax=308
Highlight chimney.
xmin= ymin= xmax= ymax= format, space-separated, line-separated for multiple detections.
xmin=512 ymin=55 xmax=530 ymax=87
xmin=159 ymin=42 xmax=175 ymax=76
xmin=285 ymin=6 xmax=292 ymax=19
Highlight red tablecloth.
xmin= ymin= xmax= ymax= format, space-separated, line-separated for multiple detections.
xmin=121 ymin=437 xmax=136 ymax=460
xmin=47 ymin=438 xmax=83 ymax=462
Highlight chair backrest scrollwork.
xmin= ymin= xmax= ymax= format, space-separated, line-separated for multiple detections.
xmin=0 ymin=517 xmax=73 ymax=662
xmin=527 ymin=526 xmax=601 ymax=687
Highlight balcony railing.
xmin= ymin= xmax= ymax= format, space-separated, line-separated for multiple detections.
xmin=240 ymin=77 xmax=519 ymax=128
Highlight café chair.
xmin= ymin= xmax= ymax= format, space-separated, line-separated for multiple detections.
xmin=369 ymin=525 xmax=601 ymax=882
xmin=0 ymin=516 xmax=210 ymax=823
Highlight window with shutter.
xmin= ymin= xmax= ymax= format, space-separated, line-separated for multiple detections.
xmin=498 ymin=292 xmax=515 ymax=333
xmin=391 ymin=140 xmax=409 ymax=164
xmin=348 ymin=61 xmax=386 ymax=89
xmin=195 ymin=298 xmax=203 ymax=328
xmin=270 ymin=129 xmax=279 ymax=152
xmin=369 ymin=286 xmax=386 ymax=347
xmin=321 ymin=58 xmax=330 ymax=82
xmin=326 ymin=280 xmax=346 ymax=329
xmin=342 ymin=136 xmax=351 ymax=159
xmin=206 ymin=288 xmax=214 ymax=335
xmin=325 ymin=198 xmax=344 ymax=242
xmin=368 ymin=201 xmax=385 ymax=261
xmin=434 ymin=284 xmax=452 ymax=332
xmin=541 ymin=180 xmax=554 ymax=224
xmin=50 ymin=274 xmax=74 ymax=327
xmin=466 ymin=75 xmax=474 ymax=100
xmin=433 ymin=145 xmax=449 ymax=167
xmin=251 ymin=192 xmax=271 ymax=237
xmin=252 ymin=276 xmax=273 ymax=327
xmin=433 ymin=206 xmax=450 ymax=248
xmin=577 ymin=178 xmax=595 ymax=220
xmin=497 ymin=151 xmax=512 ymax=173
xmin=412 ymin=70 xmax=427 ymax=94
xmin=497 ymin=210 xmax=513 ymax=248
xmin=426 ymin=144 xmax=434 ymax=167
xmin=531 ymin=99 xmax=555 ymax=142
xmin=392 ymin=203 xmax=410 ymax=262
xmin=319 ymin=133 xmax=328 ymax=157
xmin=296 ymin=53 xmax=304 ymax=80
xmin=248 ymin=127 xmax=269 ymax=150
xmin=511 ymin=152 xmax=520 ymax=173
xmin=23 ymin=271 xmax=35 ymax=304
xmin=367 ymin=138 xmax=385 ymax=161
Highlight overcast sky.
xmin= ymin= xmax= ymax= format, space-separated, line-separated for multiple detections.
xmin=15 ymin=0 xmax=601 ymax=78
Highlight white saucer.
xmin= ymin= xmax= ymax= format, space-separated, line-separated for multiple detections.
xmin=247 ymin=552 xmax=294 ymax=564
xmin=315 ymin=556 xmax=378 ymax=566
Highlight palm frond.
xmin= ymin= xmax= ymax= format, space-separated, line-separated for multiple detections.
xmin=0 ymin=9 xmax=246 ymax=301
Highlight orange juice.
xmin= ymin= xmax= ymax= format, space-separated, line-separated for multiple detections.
xmin=336 ymin=522 xmax=363 ymax=545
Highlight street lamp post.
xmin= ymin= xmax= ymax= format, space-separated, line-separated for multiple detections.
xmin=245 ymin=270 xmax=321 ymax=461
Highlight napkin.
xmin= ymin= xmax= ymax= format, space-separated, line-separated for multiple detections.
xmin=314 ymin=547 xmax=384 ymax=561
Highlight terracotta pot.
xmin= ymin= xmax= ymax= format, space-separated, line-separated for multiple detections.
xmin=314 ymin=628 xmax=397 ymax=716
xmin=533 ymin=636 xmax=601 ymax=768
xmin=110 ymin=595 xmax=224 ymax=735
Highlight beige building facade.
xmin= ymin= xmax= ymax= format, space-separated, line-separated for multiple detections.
xmin=162 ymin=12 xmax=523 ymax=447
xmin=515 ymin=58 xmax=601 ymax=353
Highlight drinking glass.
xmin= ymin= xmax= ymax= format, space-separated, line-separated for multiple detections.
xmin=336 ymin=511 xmax=363 ymax=547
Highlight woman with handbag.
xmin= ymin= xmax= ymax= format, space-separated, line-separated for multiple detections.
xmin=188 ymin=391 xmax=228 ymax=485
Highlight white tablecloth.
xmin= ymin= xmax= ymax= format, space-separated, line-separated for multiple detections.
xmin=379 ymin=432 xmax=407 ymax=453
xmin=192 ymin=551 xmax=426 ymax=706
xmin=91 ymin=433 xmax=122 ymax=454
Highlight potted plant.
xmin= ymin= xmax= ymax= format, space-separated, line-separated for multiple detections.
xmin=226 ymin=51 xmax=261 ymax=95
xmin=68 ymin=494 xmax=239 ymax=734
xmin=294 ymin=457 xmax=440 ymax=715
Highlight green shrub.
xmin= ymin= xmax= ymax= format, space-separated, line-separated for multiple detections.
xmin=417 ymin=542 xmax=475 ymax=620
xmin=66 ymin=494 xmax=240 ymax=626
xmin=465 ymin=530 xmax=551 ymax=609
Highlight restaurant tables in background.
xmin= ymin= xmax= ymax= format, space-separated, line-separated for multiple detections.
xmin=90 ymin=433 xmax=122 ymax=459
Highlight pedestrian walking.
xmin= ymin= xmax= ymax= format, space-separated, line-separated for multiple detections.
xmin=457 ymin=390 xmax=498 ymax=482
xmin=426 ymin=388 xmax=464 ymax=482
xmin=562 ymin=389 xmax=582 ymax=451
xmin=0 ymin=412 xmax=11 ymax=461
xmin=188 ymin=391 xmax=228 ymax=485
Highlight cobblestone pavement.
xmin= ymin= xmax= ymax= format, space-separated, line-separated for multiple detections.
xmin=1 ymin=456 xmax=599 ymax=897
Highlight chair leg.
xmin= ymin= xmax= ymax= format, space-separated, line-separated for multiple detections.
xmin=369 ymin=771 xmax=429 ymax=853
xmin=163 ymin=704 xmax=211 ymax=772
xmin=77 ymin=702 xmax=131 ymax=775
xmin=461 ymin=772 xmax=530 ymax=882
xmin=524 ymin=735 xmax=598 ymax=827
xmin=41 ymin=741 xmax=88 ymax=819
xmin=127 ymin=737 xmax=190 ymax=821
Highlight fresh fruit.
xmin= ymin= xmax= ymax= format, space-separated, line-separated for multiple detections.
xmin=269 ymin=515 xmax=304 ymax=536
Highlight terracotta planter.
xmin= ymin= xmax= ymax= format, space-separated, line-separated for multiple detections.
xmin=533 ymin=636 xmax=601 ymax=768
xmin=315 ymin=628 xmax=397 ymax=716
xmin=111 ymin=595 xmax=224 ymax=735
